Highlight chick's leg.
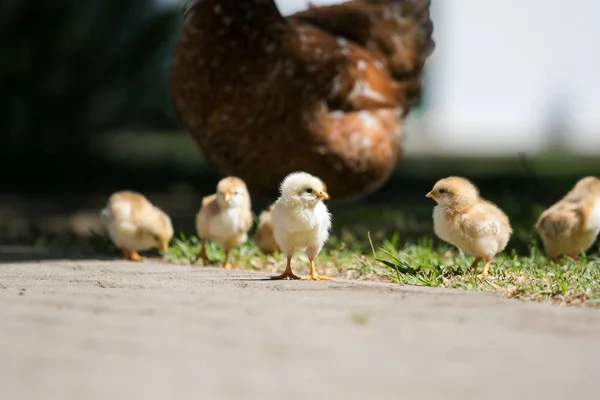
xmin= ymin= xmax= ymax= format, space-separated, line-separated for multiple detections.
xmin=194 ymin=239 xmax=209 ymax=264
xmin=271 ymin=256 xmax=301 ymax=280
xmin=568 ymin=253 xmax=582 ymax=268
xmin=302 ymin=259 xmax=332 ymax=281
xmin=466 ymin=257 xmax=482 ymax=274
xmin=121 ymin=248 xmax=146 ymax=262
xmin=478 ymin=259 xmax=492 ymax=278
xmin=222 ymin=248 xmax=234 ymax=269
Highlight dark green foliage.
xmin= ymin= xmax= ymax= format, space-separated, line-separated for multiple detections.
xmin=0 ymin=0 xmax=181 ymax=161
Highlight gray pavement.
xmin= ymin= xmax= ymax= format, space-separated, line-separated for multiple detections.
xmin=0 ymin=259 xmax=598 ymax=400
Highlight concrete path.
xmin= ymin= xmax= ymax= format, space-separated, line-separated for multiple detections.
xmin=1 ymin=259 xmax=598 ymax=400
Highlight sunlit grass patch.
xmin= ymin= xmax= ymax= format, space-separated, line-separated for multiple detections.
xmin=376 ymin=234 xmax=600 ymax=307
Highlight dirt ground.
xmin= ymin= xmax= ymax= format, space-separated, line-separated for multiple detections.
xmin=1 ymin=258 xmax=599 ymax=400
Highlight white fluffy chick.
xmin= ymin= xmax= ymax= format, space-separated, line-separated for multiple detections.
xmin=255 ymin=202 xmax=281 ymax=255
xmin=271 ymin=171 xmax=332 ymax=280
xmin=426 ymin=176 xmax=512 ymax=278
xmin=195 ymin=176 xmax=253 ymax=269
xmin=535 ymin=176 xmax=600 ymax=261
xmin=100 ymin=191 xmax=174 ymax=262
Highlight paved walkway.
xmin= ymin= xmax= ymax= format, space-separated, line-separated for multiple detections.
xmin=1 ymin=259 xmax=598 ymax=400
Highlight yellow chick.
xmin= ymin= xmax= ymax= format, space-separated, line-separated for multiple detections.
xmin=195 ymin=176 xmax=253 ymax=269
xmin=271 ymin=172 xmax=332 ymax=281
xmin=100 ymin=191 xmax=174 ymax=262
xmin=255 ymin=202 xmax=281 ymax=255
xmin=535 ymin=176 xmax=600 ymax=261
xmin=426 ymin=177 xmax=512 ymax=277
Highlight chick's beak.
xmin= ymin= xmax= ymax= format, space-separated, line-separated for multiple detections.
xmin=223 ymin=192 xmax=232 ymax=202
xmin=159 ymin=239 xmax=169 ymax=252
xmin=316 ymin=190 xmax=330 ymax=201
xmin=425 ymin=190 xmax=435 ymax=199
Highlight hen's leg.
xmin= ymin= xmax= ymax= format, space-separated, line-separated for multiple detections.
xmin=122 ymin=248 xmax=146 ymax=262
xmin=271 ymin=256 xmax=301 ymax=280
xmin=301 ymin=258 xmax=331 ymax=281
xmin=478 ymin=259 xmax=492 ymax=278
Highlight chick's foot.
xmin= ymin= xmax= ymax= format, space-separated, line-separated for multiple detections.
xmin=301 ymin=260 xmax=332 ymax=280
xmin=477 ymin=259 xmax=492 ymax=278
xmin=466 ymin=257 xmax=482 ymax=274
xmin=271 ymin=269 xmax=301 ymax=280
xmin=193 ymin=246 xmax=209 ymax=264
xmin=271 ymin=257 xmax=301 ymax=280
xmin=122 ymin=249 xmax=146 ymax=262
xmin=271 ymin=259 xmax=301 ymax=280
xmin=301 ymin=272 xmax=332 ymax=281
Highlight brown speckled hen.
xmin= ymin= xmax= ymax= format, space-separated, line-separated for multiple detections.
xmin=170 ymin=0 xmax=434 ymax=199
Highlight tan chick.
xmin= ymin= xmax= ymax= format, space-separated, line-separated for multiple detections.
xmin=426 ymin=177 xmax=513 ymax=277
xmin=195 ymin=177 xmax=253 ymax=269
xmin=535 ymin=176 xmax=600 ymax=261
xmin=255 ymin=203 xmax=281 ymax=255
xmin=100 ymin=191 xmax=174 ymax=262
xmin=271 ymin=172 xmax=332 ymax=280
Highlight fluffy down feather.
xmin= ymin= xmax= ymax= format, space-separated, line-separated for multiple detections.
xmin=426 ymin=177 xmax=512 ymax=277
xmin=195 ymin=176 xmax=253 ymax=268
xmin=271 ymin=171 xmax=332 ymax=280
xmin=535 ymin=176 xmax=600 ymax=259
xmin=255 ymin=202 xmax=281 ymax=254
xmin=101 ymin=191 xmax=173 ymax=261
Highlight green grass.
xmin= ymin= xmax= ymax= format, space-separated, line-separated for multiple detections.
xmin=32 ymin=204 xmax=600 ymax=308
xmin=15 ymin=146 xmax=600 ymax=310
xmin=162 ymin=229 xmax=389 ymax=281
xmin=376 ymin=235 xmax=600 ymax=307
xmin=155 ymin=227 xmax=599 ymax=308
xmin=161 ymin=202 xmax=600 ymax=308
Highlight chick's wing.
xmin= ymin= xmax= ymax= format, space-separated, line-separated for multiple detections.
xmin=239 ymin=208 xmax=254 ymax=235
xmin=196 ymin=194 xmax=217 ymax=238
xmin=461 ymin=201 xmax=510 ymax=239
xmin=138 ymin=214 xmax=162 ymax=240
xmin=536 ymin=200 xmax=583 ymax=238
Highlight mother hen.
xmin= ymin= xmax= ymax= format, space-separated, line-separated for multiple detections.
xmin=170 ymin=0 xmax=434 ymax=199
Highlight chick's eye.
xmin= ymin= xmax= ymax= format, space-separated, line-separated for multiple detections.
xmin=305 ymin=188 xmax=313 ymax=194
xmin=438 ymin=188 xmax=447 ymax=194
xmin=233 ymin=190 xmax=239 ymax=195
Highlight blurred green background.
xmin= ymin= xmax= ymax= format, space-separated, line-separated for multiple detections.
xmin=1 ymin=0 xmax=598 ymax=257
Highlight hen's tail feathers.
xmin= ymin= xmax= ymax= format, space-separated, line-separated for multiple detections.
xmin=291 ymin=0 xmax=435 ymax=114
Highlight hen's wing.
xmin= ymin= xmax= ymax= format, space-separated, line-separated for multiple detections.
xmin=290 ymin=0 xmax=434 ymax=113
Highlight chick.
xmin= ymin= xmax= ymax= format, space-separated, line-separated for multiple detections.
xmin=195 ymin=177 xmax=253 ymax=269
xmin=255 ymin=203 xmax=281 ymax=255
xmin=100 ymin=191 xmax=174 ymax=262
xmin=535 ymin=176 xmax=600 ymax=261
xmin=271 ymin=172 xmax=332 ymax=280
xmin=426 ymin=177 xmax=512 ymax=277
